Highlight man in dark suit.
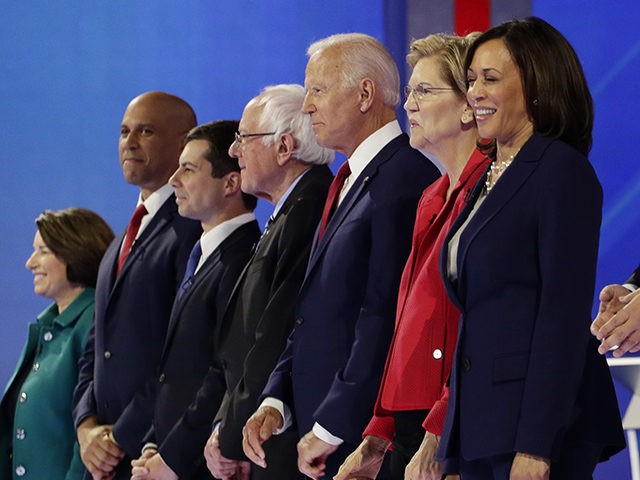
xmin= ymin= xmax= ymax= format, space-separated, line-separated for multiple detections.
xmin=242 ymin=34 xmax=440 ymax=480
xmin=128 ymin=120 xmax=261 ymax=480
xmin=203 ymin=84 xmax=334 ymax=480
xmin=73 ymin=91 xmax=202 ymax=480
xmin=592 ymin=265 xmax=640 ymax=356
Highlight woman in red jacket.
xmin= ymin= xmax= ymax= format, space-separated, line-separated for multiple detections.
xmin=335 ymin=32 xmax=489 ymax=480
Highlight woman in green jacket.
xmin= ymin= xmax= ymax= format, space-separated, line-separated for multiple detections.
xmin=1 ymin=208 xmax=113 ymax=480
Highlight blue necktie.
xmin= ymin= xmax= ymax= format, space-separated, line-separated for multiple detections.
xmin=178 ymin=241 xmax=202 ymax=300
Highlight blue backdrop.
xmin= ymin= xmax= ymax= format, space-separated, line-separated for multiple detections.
xmin=1 ymin=2 xmax=638 ymax=478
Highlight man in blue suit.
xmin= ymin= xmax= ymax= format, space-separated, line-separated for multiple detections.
xmin=129 ymin=120 xmax=261 ymax=480
xmin=73 ymin=91 xmax=202 ymax=480
xmin=242 ymin=34 xmax=440 ymax=479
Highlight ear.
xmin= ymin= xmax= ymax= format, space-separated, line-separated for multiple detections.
xmin=358 ymin=78 xmax=376 ymax=113
xmin=461 ymin=105 xmax=474 ymax=125
xmin=275 ymin=133 xmax=296 ymax=166
xmin=224 ymin=171 xmax=242 ymax=197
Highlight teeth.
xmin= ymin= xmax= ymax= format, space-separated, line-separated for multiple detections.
xmin=475 ymin=108 xmax=496 ymax=116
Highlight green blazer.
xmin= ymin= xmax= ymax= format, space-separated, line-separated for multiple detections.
xmin=1 ymin=288 xmax=94 ymax=480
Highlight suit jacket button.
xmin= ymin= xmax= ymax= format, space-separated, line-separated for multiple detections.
xmin=295 ymin=317 xmax=304 ymax=326
xmin=16 ymin=465 xmax=26 ymax=476
xmin=432 ymin=349 xmax=443 ymax=360
xmin=19 ymin=392 xmax=27 ymax=403
xmin=16 ymin=428 xmax=25 ymax=440
xmin=104 ymin=351 xmax=111 ymax=359
xmin=43 ymin=331 xmax=53 ymax=342
xmin=461 ymin=357 xmax=471 ymax=372
xmin=159 ymin=373 xmax=166 ymax=383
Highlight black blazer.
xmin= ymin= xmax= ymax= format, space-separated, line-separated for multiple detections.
xmin=215 ymin=165 xmax=333 ymax=460
xmin=73 ymin=194 xmax=202 ymax=479
xmin=627 ymin=265 xmax=640 ymax=286
xmin=145 ymin=220 xmax=260 ymax=480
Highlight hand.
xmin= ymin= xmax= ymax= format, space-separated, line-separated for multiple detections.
xmin=509 ymin=452 xmax=550 ymax=480
xmin=204 ymin=428 xmax=246 ymax=479
xmin=334 ymin=435 xmax=389 ymax=480
xmin=595 ymin=288 xmax=640 ymax=356
xmin=130 ymin=448 xmax=156 ymax=479
xmin=241 ymin=406 xmax=283 ymax=468
xmin=404 ymin=430 xmax=442 ymax=480
xmin=591 ymin=284 xmax=631 ymax=336
xmin=77 ymin=417 xmax=125 ymax=479
xmin=131 ymin=451 xmax=177 ymax=480
xmin=297 ymin=430 xmax=339 ymax=480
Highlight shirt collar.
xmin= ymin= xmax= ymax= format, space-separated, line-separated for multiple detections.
xmin=271 ymin=167 xmax=311 ymax=220
xmin=198 ymin=213 xmax=256 ymax=269
xmin=347 ymin=120 xmax=402 ymax=180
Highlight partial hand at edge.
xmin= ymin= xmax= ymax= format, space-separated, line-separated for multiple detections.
xmin=241 ymin=406 xmax=283 ymax=468
xmin=334 ymin=434 xmax=389 ymax=480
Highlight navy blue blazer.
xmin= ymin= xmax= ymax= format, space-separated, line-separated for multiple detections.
xmin=262 ymin=133 xmax=440 ymax=456
xmin=437 ymin=134 xmax=625 ymax=464
xmin=145 ymin=220 xmax=260 ymax=480
xmin=73 ymin=194 xmax=201 ymax=479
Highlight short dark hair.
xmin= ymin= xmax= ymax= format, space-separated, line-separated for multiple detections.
xmin=465 ymin=16 xmax=593 ymax=156
xmin=184 ymin=120 xmax=258 ymax=210
xmin=36 ymin=208 xmax=115 ymax=288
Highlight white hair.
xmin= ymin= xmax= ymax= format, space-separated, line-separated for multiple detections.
xmin=250 ymin=84 xmax=334 ymax=166
xmin=307 ymin=33 xmax=400 ymax=108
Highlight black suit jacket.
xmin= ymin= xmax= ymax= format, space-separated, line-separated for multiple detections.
xmin=73 ymin=194 xmax=202 ymax=480
xmin=215 ymin=165 xmax=333 ymax=461
xmin=145 ymin=219 xmax=260 ymax=480
xmin=627 ymin=265 xmax=640 ymax=286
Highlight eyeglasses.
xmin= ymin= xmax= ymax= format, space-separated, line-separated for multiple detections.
xmin=234 ymin=131 xmax=276 ymax=145
xmin=404 ymin=83 xmax=455 ymax=101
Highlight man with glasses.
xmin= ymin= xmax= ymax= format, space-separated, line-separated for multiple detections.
xmin=204 ymin=84 xmax=334 ymax=480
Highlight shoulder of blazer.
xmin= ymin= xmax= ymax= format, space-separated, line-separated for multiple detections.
xmin=278 ymin=164 xmax=333 ymax=216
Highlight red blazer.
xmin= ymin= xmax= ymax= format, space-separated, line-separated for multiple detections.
xmin=364 ymin=150 xmax=489 ymax=441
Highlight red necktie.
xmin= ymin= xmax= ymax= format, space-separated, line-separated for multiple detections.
xmin=317 ymin=161 xmax=351 ymax=241
xmin=117 ymin=204 xmax=148 ymax=274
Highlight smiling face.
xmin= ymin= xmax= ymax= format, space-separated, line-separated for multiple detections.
xmin=170 ymin=139 xmax=228 ymax=230
xmin=302 ymin=47 xmax=363 ymax=156
xmin=404 ymin=55 xmax=468 ymax=156
xmin=119 ymin=93 xmax=190 ymax=199
xmin=25 ymin=230 xmax=75 ymax=305
xmin=466 ymin=38 xmax=533 ymax=148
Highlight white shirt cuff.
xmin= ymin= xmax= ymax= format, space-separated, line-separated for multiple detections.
xmin=623 ymin=283 xmax=638 ymax=292
xmin=259 ymin=397 xmax=292 ymax=435
xmin=312 ymin=422 xmax=343 ymax=446
xmin=141 ymin=442 xmax=158 ymax=454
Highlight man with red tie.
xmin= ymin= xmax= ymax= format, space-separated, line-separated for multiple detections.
xmin=242 ymin=34 xmax=440 ymax=479
xmin=73 ymin=91 xmax=202 ymax=480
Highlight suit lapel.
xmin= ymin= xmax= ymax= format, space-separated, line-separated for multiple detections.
xmin=306 ymin=134 xmax=406 ymax=276
xmin=452 ymin=135 xmax=549 ymax=298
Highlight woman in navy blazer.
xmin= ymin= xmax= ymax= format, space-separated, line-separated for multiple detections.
xmin=0 ymin=208 xmax=113 ymax=480
xmin=437 ymin=17 xmax=625 ymax=479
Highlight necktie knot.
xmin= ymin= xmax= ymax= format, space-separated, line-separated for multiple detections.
xmin=317 ymin=161 xmax=351 ymax=241
xmin=117 ymin=204 xmax=148 ymax=275
xmin=178 ymin=240 xmax=202 ymax=300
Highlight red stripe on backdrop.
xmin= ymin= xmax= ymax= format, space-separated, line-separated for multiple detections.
xmin=454 ymin=0 xmax=491 ymax=34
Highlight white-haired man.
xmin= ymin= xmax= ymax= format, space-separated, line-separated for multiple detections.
xmin=204 ymin=84 xmax=334 ymax=480
xmin=243 ymin=34 xmax=441 ymax=479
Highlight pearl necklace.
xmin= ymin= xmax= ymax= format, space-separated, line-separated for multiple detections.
xmin=484 ymin=154 xmax=515 ymax=194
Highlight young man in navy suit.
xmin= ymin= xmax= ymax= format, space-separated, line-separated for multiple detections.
xmin=242 ymin=34 xmax=440 ymax=479
xmin=73 ymin=92 xmax=202 ymax=480
xmin=128 ymin=120 xmax=261 ymax=480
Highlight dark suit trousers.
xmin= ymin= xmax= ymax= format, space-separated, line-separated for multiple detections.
xmin=390 ymin=409 xmax=429 ymax=480
xmin=251 ymin=431 xmax=304 ymax=480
